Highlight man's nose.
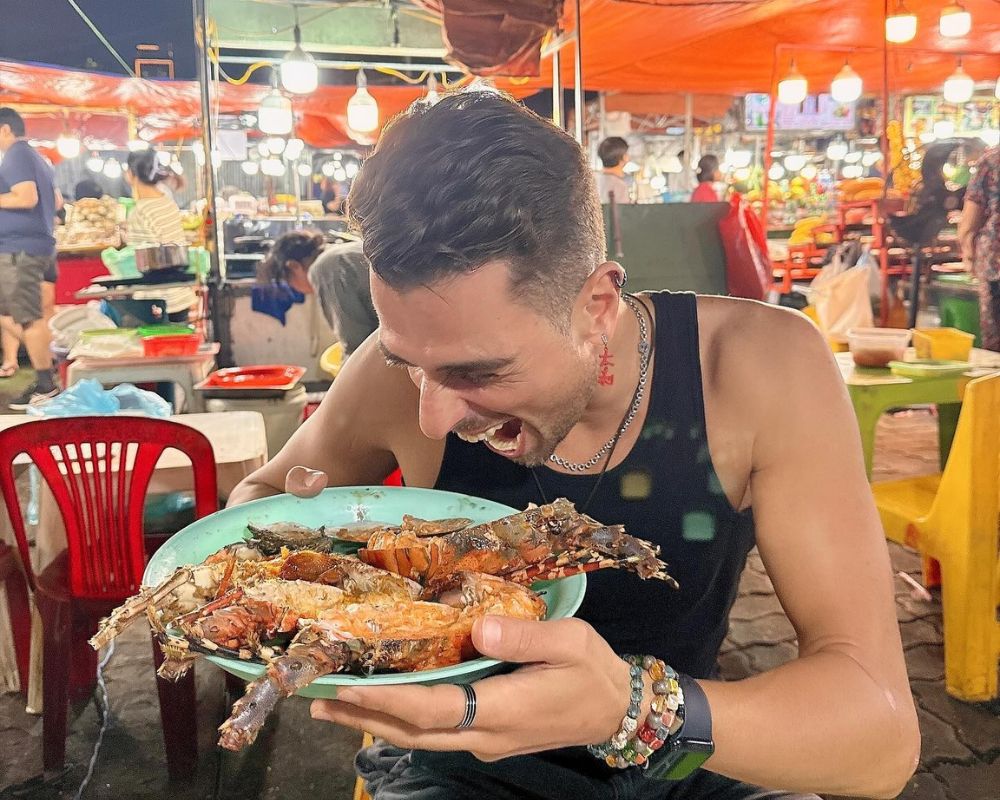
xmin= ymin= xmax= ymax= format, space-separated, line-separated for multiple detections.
xmin=417 ymin=375 xmax=468 ymax=440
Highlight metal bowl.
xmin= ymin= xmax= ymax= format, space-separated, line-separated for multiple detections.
xmin=134 ymin=244 xmax=189 ymax=273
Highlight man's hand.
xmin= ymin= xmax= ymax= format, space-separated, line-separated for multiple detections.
xmin=309 ymin=616 xmax=634 ymax=762
xmin=284 ymin=465 xmax=329 ymax=497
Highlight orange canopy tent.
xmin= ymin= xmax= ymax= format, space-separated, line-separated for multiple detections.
xmin=493 ymin=0 xmax=1000 ymax=97
xmin=0 ymin=60 xmax=426 ymax=149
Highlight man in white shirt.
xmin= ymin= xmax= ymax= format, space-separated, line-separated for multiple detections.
xmin=596 ymin=136 xmax=633 ymax=204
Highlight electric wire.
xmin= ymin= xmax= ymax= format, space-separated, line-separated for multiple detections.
xmin=72 ymin=640 xmax=116 ymax=800
xmin=63 ymin=0 xmax=136 ymax=77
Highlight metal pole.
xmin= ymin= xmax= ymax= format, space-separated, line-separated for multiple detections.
xmin=572 ymin=0 xmax=583 ymax=144
xmin=193 ymin=0 xmax=231 ymax=366
xmin=880 ymin=0 xmax=892 ymax=325
xmin=552 ymin=47 xmax=563 ymax=129
xmin=682 ymin=93 xmax=694 ymax=193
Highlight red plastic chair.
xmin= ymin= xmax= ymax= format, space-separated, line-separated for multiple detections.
xmin=0 ymin=416 xmax=219 ymax=778
xmin=0 ymin=541 xmax=31 ymax=694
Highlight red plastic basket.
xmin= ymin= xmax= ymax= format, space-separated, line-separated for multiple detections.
xmin=142 ymin=333 xmax=202 ymax=357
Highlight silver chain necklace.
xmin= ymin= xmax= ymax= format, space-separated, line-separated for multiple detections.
xmin=548 ymin=295 xmax=651 ymax=473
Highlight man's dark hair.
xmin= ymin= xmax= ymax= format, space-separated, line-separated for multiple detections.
xmin=126 ymin=148 xmax=171 ymax=186
xmin=0 ymin=108 xmax=26 ymax=137
xmin=74 ymin=178 xmax=104 ymax=201
xmin=347 ymin=90 xmax=604 ymax=325
xmin=696 ymin=154 xmax=720 ymax=183
xmin=598 ymin=136 xmax=629 ymax=169
xmin=257 ymin=229 xmax=325 ymax=284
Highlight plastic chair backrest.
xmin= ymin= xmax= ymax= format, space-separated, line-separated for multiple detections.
xmin=934 ymin=373 xmax=1000 ymax=532
xmin=0 ymin=417 xmax=218 ymax=600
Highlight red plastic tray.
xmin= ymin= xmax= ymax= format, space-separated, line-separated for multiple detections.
xmin=196 ymin=364 xmax=306 ymax=393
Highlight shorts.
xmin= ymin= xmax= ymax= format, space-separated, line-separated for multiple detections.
xmin=0 ymin=251 xmax=49 ymax=326
xmin=356 ymin=742 xmax=822 ymax=800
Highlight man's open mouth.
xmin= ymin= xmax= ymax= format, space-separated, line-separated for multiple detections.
xmin=456 ymin=418 xmax=524 ymax=454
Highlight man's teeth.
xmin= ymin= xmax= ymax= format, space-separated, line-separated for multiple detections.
xmin=456 ymin=421 xmax=506 ymax=443
xmin=456 ymin=421 xmax=521 ymax=452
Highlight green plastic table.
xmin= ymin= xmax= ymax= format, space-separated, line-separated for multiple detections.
xmin=837 ymin=350 xmax=1000 ymax=478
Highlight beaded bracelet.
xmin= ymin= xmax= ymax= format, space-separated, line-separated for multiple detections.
xmin=587 ymin=654 xmax=685 ymax=769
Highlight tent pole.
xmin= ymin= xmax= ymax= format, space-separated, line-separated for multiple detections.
xmin=763 ymin=44 xmax=782 ymax=290
xmin=573 ymin=0 xmax=583 ymax=143
xmin=682 ymin=93 xmax=694 ymax=193
xmin=880 ymin=0 xmax=891 ymax=325
xmin=552 ymin=46 xmax=563 ymax=129
xmin=193 ymin=0 xmax=231 ymax=366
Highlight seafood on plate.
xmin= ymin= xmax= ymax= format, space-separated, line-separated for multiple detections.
xmin=359 ymin=499 xmax=677 ymax=594
xmin=216 ymin=571 xmax=545 ymax=750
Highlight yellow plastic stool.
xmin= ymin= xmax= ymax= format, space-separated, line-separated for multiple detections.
xmin=872 ymin=372 xmax=1000 ymax=701
xmin=353 ymin=731 xmax=374 ymax=800
xmin=320 ymin=342 xmax=344 ymax=379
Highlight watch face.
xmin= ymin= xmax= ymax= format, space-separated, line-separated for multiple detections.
xmin=647 ymin=740 xmax=715 ymax=781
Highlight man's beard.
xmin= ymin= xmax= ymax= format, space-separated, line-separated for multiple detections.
xmin=509 ymin=357 xmax=599 ymax=468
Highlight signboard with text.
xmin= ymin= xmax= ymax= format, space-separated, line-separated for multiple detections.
xmin=744 ymin=93 xmax=856 ymax=131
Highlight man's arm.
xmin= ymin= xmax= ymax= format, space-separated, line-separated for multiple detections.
xmin=0 ymin=180 xmax=39 ymax=210
xmin=958 ymin=199 xmax=983 ymax=268
xmin=227 ymin=333 xmax=411 ymax=506
xmin=699 ymin=305 xmax=919 ymax=797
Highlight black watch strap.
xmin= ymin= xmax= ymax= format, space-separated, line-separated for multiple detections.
xmin=646 ymin=674 xmax=715 ymax=781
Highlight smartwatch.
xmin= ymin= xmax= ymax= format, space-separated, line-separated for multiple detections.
xmin=646 ymin=674 xmax=715 ymax=781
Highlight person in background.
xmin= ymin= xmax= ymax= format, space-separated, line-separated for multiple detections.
xmin=691 ymin=155 xmax=723 ymax=202
xmin=0 ymin=107 xmax=60 ymax=406
xmin=959 ymin=145 xmax=1000 ymax=351
xmin=125 ymin=148 xmax=185 ymax=245
xmin=73 ymin=178 xmax=104 ymax=201
xmin=596 ymin=136 xmax=632 ymax=204
xmin=320 ymin=177 xmax=345 ymax=215
xmin=258 ymin=230 xmax=377 ymax=356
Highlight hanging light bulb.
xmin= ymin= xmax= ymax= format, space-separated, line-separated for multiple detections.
xmin=258 ymin=86 xmax=294 ymax=135
xmin=321 ymin=161 xmax=336 ymax=177
xmin=170 ymin=157 xmax=184 ymax=175
xmin=266 ymin=136 xmax=287 ymax=155
xmin=861 ymin=151 xmax=882 ymax=167
xmin=241 ymin=161 xmax=260 ymax=176
xmin=156 ymin=151 xmax=172 ymax=166
xmin=844 ymin=150 xmax=863 ymax=163
xmin=257 ymin=141 xmax=270 ymax=158
xmin=280 ymin=11 xmax=318 ymax=95
xmin=767 ymin=163 xmax=786 ymax=181
xmin=943 ymin=61 xmax=974 ymax=104
xmin=85 ymin=154 xmax=104 ymax=173
xmin=332 ymin=151 xmax=343 ymax=161
xmin=725 ymin=149 xmax=753 ymax=169
xmin=425 ymin=74 xmax=440 ymax=105
xmin=778 ymin=61 xmax=808 ymax=106
xmin=56 ymin=132 xmax=81 ymax=159
xmin=826 ymin=139 xmax=849 ymax=160
xmin=841 ymin=164 xmax=865 ymax=179
xmin=102 ymin=158 xmax=122 ymax=179
xmin=830 ymin=62 xmax=863 ymax=103
xmin=783 ymin=153 xmax=809 ymax=172
xmin=344 ymin=161 xmax=359 ymax=178
xmin=885 ymin=1 xmax=917 ymax=43
xmin=347 ymin=69 xmax=379 ymax=133
xmin=284 ymin=137 xmax=305 ymax=160
xmin=333 ymin=167 xmax=348 ymax=182
xmin=649 ymin=174 xmax=667 ymax=191
xmin=800 ymin=164 xmax=819 ymax=180
xmin=939 ymin=3 xmax=971 ymax=38
xmin=297 ymin=162 xmax=312 ymax=177
xmin=933 ymin=119 xmax=956 ymax=138
xmin=261 ymin=158 xmax=286 ymax=177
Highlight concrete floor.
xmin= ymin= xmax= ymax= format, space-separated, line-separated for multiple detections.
xmin=1 ymin=405 xmax=998 ymax=799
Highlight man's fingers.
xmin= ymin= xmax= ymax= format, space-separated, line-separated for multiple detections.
xmin=284 ymin=466 xmax=328 ymax=497
xmin=472 ymin=615 xmax=590 ymax=666
xmin=334 ymin=683 xmax=468 ymax=730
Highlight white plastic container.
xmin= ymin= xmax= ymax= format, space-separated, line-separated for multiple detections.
xmin=205 ymin=385 xmax=307 ymax=459
xmin=847 ymin=327 xmax=911 ymax=368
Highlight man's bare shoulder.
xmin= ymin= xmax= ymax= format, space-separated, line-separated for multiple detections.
xmin=695 ymin=294 xmax=843 ymax=420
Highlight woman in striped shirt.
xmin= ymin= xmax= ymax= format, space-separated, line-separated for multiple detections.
xmin=125 ymin=149 xmax=185 ymax=245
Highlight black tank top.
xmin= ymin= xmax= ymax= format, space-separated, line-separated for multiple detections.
xmin=433 ymin=291 xmax=755 ymax=678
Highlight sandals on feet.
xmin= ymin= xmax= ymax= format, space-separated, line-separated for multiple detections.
xmin=0 ymin=364 xmax=18 ymax=378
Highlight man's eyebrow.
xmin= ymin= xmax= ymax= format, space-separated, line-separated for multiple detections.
xmin=377 ymin=341 xmax=514 ymax=374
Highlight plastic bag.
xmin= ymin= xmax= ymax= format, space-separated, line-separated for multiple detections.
xmin=27 ymin=378 xmax=171 ymax=418
xmin=718 ymin=195 xmax=772 ymax=300
xmin=809 ymin=265 xmax=874 ymax=336
xmin=101 ymin=246 xmax=140 ymax=279
xmin=67 ymin=328 xmax=142 ymax=360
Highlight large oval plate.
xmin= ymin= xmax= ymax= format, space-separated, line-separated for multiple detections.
xmin=145 ymin=486 xmax=587 ymax=698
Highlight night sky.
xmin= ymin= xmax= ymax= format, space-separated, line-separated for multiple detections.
xmin=1 ymin=0 xmax=198 ymax=79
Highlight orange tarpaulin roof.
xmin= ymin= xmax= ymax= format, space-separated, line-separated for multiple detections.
xmin=496 ymin=0 xmax=1000 ymax=96
xmin=0 ymin=60 xmax=426 ymax=148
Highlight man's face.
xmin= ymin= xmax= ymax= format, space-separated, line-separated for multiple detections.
xmin=373 ymin=261 xmax=598 ymax=467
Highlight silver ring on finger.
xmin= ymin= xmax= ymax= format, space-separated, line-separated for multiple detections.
xmin=455 ymin=683 xmax=477 ymax=729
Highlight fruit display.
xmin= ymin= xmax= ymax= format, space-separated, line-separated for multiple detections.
xmin=56 ymin=196 xmax=121 ymax=251
xmin=886 ymin=120 xmax=920 ymax=195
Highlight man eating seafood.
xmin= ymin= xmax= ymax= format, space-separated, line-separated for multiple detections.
xmin=228 ymin=90 xmax=919 ymax=799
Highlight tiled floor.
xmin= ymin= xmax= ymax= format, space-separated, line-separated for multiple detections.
xmin=0 ymin=409 xmax=997 ymax=799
